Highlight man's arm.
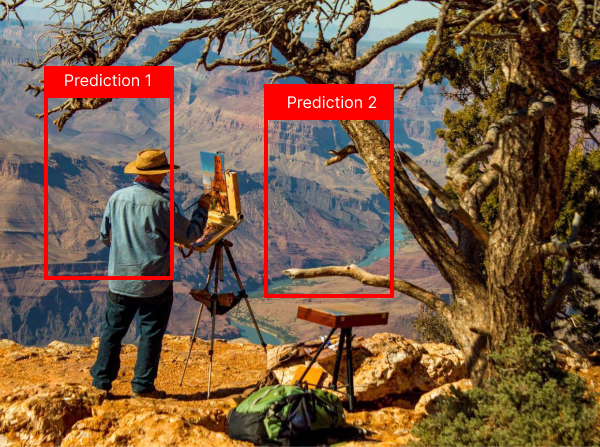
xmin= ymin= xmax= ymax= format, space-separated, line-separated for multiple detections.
xmin=173 ymin=199 xmax=209 ymax=245
xmin=100 ymin=200 xmax=111 ymax=247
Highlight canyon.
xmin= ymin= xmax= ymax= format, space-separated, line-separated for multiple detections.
xmin=0 ymin=19 xmax=451 ymax=346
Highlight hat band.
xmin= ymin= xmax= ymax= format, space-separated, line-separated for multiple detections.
xmin=136 ymin=163 xmax=171 ymax=171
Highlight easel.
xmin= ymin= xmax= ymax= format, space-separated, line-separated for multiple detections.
xmin=179 ymin=238 xmax=267 ymax=398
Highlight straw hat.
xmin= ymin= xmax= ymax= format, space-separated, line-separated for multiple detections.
xmin=124 ymin=149 xmax=179 ymax=175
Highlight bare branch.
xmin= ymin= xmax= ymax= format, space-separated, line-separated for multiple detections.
xmin=540 ymin=240 xmax=586 ymax=257
xmin=324 ymin=144 xmax=358 ymax=166
xmin=283 ymin=264 xmax=449 ymax=312
xmin=454 ymin=2 xmax=502 ymax=41
xmin=446 ymin=92 xmax=557 ymax=194
xmin=36 ymin=98 xmax=113 ymax=131
xmin=424 ymin=192 xmax=451 ymax=224
xmin=0 ymin=0 xmax=25 ymax=26
xmin=22 ymin=3 xmax=220 ymax=128
xmin=345 ymin=17 xmax=466 ymax=72
xmin=544 ymin=213 xmax=583 ymax=320
xmin=398 ymin=150 xmax=490 ymax=247
xmin=372 ymin=0 xmax=409 ymax=15
xmin=395 ymin=0 xmax=453 ymax=101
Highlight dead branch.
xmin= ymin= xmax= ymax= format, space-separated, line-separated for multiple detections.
xmin=446 ymin=92 xmax=557 ymax=194
xmin=372 ymin=0 xmax=409 ymax=15
xmin=540 ymin=240 xmax=586 ymax=257
xmin=398 ymin=150 xmax=490 ymax=247
xmin=424 ymin=192 xmax=451 ymax=224
xmin=283 ymin=264 xmax=449 ymax=312
xmin=395 ymin=0 xmax=453 ymax=101
xmin=325 ymin=144 xmax=358 ymax=166
xmin=344 ymin=16 xmax=467 ymax=72
xmin=0 ymin=0 xmax=25 ymax=26
xmin=37 ymin=98 xmax=113 ymax=131
xmin=543 ymin=213 xmax=583 ymax=320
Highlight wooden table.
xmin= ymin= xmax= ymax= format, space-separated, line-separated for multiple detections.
xmin=296 ymin=303 xmax=389 ymax=411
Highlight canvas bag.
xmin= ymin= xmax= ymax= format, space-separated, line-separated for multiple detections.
xmin=227 ymin=384 xmax=347 ymax=446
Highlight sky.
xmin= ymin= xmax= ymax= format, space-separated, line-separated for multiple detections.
xmin=14 ymin=0 xmax=437 ymax=38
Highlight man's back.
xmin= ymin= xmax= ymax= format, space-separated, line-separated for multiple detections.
xmin=101 ymin=181 xmax=207 ymax=297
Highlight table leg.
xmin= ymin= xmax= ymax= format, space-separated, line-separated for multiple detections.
xmin=331 ymin=329 xmax=346 ymax=391
xmin=296 ymin=327 xmax=336 ymax=386
xmin=344 ymin=328 xmax=356 ymax=411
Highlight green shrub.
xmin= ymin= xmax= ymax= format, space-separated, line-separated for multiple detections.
xmin=410 ymin=330 xmax=600 ymax=446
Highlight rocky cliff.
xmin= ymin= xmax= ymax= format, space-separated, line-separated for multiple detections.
xmin=0 ymin=332 xmax=592 ymax=446
xmin=0 ymin=333 xmax=471 ymax=446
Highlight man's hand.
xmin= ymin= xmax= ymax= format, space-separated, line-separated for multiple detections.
xmin=197 ymin=192 xmax=212 ymax=210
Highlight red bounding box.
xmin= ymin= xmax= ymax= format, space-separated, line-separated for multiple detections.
xmin=264 ymin=84 xmax=395 ymax=298
xmin=43 ymin=66 xmax=175 ymax=280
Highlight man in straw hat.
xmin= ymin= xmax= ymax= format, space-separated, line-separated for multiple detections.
xmin=91 ymin=149 xmax=211 ymax=398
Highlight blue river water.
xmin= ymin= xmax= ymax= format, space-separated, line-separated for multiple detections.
xmin=230 ymin=320 xmax=283 ymax=345
xmin=235 ymin=220 xmax=408 ymax=345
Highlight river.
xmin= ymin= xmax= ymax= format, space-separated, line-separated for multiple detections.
xmin=235 ymin=219 xmax=407 ymax=345
xmin=249 ymin=219 xmax=407 ymax=297
xmin=230 ymin=320 xmax=283 ymax=345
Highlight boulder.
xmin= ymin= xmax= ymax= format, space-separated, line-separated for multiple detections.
xmin=415 ymin=378 xmax=473 ymax=415
xmin=0 ymin=384 xmax=105 ymax=446
xmin=269 ymin=333 xmax=468 ymax=402
xmin=353 ymin=333 xmax=425 ymax=401
xmin=413 ymin=342 xmax=468 ymax=390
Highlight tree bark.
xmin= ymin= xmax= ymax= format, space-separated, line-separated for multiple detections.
xmin=337 ymin=20 xmax=571 ymax=378
xmin=486 ymin=22 xmax=571 ymax=345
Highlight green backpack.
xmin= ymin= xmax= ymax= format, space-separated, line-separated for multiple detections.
xmin=228 ymin=384 xmax=348 ymax=446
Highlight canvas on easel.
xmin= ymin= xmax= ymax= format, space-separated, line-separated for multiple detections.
xmin=177 ymin=152 xmax=243 ymax=253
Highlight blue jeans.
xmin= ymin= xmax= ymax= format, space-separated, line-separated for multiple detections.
xmin=91 ymin=285 xmax=173 ymax=393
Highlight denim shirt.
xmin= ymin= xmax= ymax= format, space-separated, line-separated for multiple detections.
xmin=100 ymin=181 xmax=208 ymax=297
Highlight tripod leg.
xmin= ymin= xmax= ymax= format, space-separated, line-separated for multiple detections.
xmin=207 ymin=245 xmax=220 ymax=400
xmin=345 ymin=328 xmax=356 ymax=411
xmin=224 ymin=244 xmax=245 ymax=292
xmin=214 ymin=245 xmax=221 ymax=293
xmin=224 ymin=243 xmax=268 ymax=352
xmin=218 ymin=243 xmax=224 ymax=282
xmin=297 ymin=327 xmax=336 ymax=385
xmin=207 ymin=296 xmax=217 ymax=399
xmin=331 ymin=329 xmax=346 ymax=391
xmin=203 ymin=246 xmax=219 ymax=291
xmin=244 ymin=297 xmax=267 ymax=352
xmin=179 ymin=303 xmax=204 ymax=386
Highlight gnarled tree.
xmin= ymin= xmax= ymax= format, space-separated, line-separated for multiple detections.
xmin=5 ymin=0 xmax=600 ymax=381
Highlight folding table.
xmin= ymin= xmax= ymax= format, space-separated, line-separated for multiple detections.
xmin=296 ymin=303 xmax=389 ymax=411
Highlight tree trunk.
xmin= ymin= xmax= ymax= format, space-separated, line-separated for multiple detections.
xmin=338 ymin=21 xmax=571 ymax=380
xmin=486 ymin=26 xmax=571 ymax=345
